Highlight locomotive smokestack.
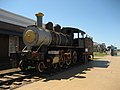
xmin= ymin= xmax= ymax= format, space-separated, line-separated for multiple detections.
xmin=35 ymin=12 xmax=44 ymax=28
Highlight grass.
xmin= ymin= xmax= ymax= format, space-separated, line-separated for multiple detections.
xmin=93 ymin=52 xmax=107 ymax=57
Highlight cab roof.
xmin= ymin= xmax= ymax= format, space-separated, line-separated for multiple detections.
xmin=62 ymin=27 xmax=86 ymax=34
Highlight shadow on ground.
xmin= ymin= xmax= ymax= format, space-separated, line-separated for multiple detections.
xmin=41 ymin=59 xmax=110 ymax=82
xmin=88 ymin=59 xmax=110 ymax=68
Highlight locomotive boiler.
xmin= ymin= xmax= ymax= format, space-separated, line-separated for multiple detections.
xmin=18 ymin=12 xmax=93 ymax=73
xmin=23 ymin=24 xmax=71 ymax=47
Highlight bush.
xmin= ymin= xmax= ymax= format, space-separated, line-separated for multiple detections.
xmin=94 ymin=52 xmax=107 ymax=57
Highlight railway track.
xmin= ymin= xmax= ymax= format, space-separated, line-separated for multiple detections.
xmin=0 ymin=61 xmax=89 ymax=90
xmin=0 ymin=69 xmax=63 ymax=90
xmin=0 ymin=70 xmax=44 ymax=90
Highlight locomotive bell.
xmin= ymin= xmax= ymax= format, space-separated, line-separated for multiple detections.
xmin=35 ymin=12 xmax=44 ymax=28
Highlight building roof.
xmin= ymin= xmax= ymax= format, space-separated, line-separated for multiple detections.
xmin=0 ymin=9 xmax=35 ymax=27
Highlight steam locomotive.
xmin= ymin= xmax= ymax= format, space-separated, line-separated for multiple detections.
xmin=18 ymin=12 xmax=93 ymax=73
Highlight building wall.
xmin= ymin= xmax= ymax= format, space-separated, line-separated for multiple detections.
xmin=0 ymin=9 xmax=35 ymax=69
xmin=9 ymin=35 xmax=19 ymax=55
xmin=0 ymin=34 xmax=9 ymax=59
xmin=19 ymin=37 xmax=24 ymax=51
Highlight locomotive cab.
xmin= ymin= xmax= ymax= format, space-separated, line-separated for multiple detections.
xmin=61 ymin=27 xmax=93 ymax=62
xmin=62 ymin=27 xmax=86 ymax=47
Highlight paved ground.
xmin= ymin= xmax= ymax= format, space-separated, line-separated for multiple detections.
xmin=15 ymin=55 xmax=120 ymax=90
xmin=0 ymin=68 xmax=20 ymax=75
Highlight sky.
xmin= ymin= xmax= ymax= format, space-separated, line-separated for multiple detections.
xmin=0 ymin=0 xmax=120 ymax=48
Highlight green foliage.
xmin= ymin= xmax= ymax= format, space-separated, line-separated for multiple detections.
xmin=94 ymin=52 xmax=107 ymax=57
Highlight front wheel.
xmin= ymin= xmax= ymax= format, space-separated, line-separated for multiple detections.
xmin=36 ymin=62 xmax=45 ymax=73
xmin=19 ymin=60 xmax=28 ymax=71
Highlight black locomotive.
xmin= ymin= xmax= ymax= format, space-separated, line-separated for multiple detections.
xmin=18 ymin=12 xmax=93 ymax=72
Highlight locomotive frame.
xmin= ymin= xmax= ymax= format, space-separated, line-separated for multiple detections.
xmin=11 ymin=12 xmax=93 ymax=73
